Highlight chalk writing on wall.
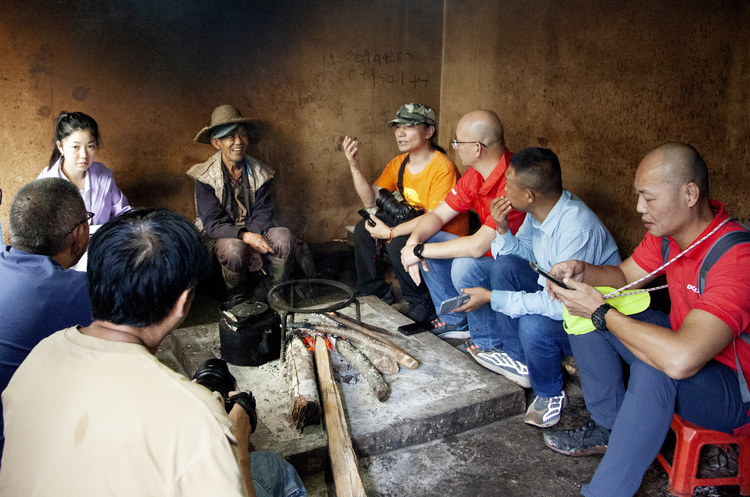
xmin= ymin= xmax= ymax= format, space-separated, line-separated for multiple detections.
xmin=323 ymin=49 xmax=429 ymax=90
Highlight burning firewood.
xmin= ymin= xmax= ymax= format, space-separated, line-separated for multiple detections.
xmin=285 ymin=336 xmax=322 ymax=430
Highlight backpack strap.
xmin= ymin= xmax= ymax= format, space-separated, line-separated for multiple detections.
xmin=736 ymin=334 xmax=750 ymax=403
xmin=661 ymin=236 xmax=671 ymax=264
xmin=396 ymin=155 xmax=410 ymax=199
xmin=698 ymin=230 xmax=750 ymax=294
xmin=696 ymin=225 xmax=750 ymax=403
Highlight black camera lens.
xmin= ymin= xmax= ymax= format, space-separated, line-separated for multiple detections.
xmin=376 ymin=189 xmax=424 ymax=226
xmin=193 ymin=358 xmax=237 ymax=402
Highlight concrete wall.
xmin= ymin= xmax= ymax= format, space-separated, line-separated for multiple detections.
xmin=0 ymin=0 xmax=442 ymax=243
xmin=1 ymin=0 xmax=748 ymax=253
xmin=440 ymin=0 xmax=750 ymax=254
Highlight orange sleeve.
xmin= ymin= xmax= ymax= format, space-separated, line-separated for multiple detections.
xmin=422 ymin=153 xmax=460 ymax=211
xmin=373 ymin=154 xmax=408 ymax=192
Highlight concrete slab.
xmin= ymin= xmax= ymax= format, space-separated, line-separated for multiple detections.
xmin=168 ymin=296 xmax=525 ymax=474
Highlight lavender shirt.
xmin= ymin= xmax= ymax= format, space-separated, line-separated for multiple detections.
xmin=37 ymin=159 xmax=130 ymax=225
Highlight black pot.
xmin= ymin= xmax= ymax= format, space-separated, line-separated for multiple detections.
xmin=218 ymin=299 xmax=281 ymax=366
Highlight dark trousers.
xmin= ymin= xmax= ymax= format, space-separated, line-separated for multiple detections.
xmin=353 ymin=219 xmax=431 ymax=306
xmin=571 ymin=310 xmax=750 ymax=496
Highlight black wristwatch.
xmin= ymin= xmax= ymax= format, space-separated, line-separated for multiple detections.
xmin=413 ymin=243 xmax=425 ymax=260
xmin=591 ymin=303 xmax=613 ymax=332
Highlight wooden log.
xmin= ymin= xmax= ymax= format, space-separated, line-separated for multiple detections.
xmin=286 ymin=337 xmax=322 ymax=430
xmin=325 ymin=311 xmax=399 ymax=337
xmin=314 ymin=336 xmax=366 ymax=497
xmin=351 ymin=341 xmax=399 ymax=375
xmin=337 ymin=339 xmax=390 ymax=402
xmin=316 ymin=324 xmax=419 ymax=370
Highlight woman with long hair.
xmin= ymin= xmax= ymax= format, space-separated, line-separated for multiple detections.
xmin=38 ymin=111 xmax=130 ymax=227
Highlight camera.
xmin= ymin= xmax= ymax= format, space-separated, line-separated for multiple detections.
xmin=375 ymin=189 xmax=425 ymax=227
xmin=193 ymin=358 xmax=258 ymax=433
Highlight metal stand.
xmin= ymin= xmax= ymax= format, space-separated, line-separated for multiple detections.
xmin=267 ymin=278 xmax=359 ymax=362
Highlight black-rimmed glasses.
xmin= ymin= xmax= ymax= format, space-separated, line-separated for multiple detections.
xmin=451 ymin=137 xmax=488 ymax=150
xmin=66 ymin=211 xmax=94 ymax=236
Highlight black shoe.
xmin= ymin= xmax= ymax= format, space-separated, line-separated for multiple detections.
xmin=543 ymin=418 xmax=610 ymax=456
xmin=381 ymin=286 xmax=395 ymax=305
xmin=404 ymin=301 xmax=436 ymax=322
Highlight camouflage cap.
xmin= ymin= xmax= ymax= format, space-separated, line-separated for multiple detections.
xmin=388 ymin=103 xmax=436 ymax=128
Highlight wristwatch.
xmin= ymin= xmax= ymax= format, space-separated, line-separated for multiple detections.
xmin=591 ymin=303 xmax=613 ymax=332
xmin=413 ymin=243 xmax=425 ymax=260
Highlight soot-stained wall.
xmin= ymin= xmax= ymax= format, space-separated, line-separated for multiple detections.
xmin=440 ymin=0 xmax=750 ymax=254
xmin=1 ymin=0 xmax=748 ymax=253
xmin=0 ymin=0 xmax=443 ymax=243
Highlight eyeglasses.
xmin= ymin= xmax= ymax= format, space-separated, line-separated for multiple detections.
xmin=451 ymin=137 xmax=488 ymax=150
xmin=66 ymin=212 xmax=94 ymax=237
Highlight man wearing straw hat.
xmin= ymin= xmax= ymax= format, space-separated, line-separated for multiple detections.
xmin=188 ymin=105 xmax=295 ymax=299
xmin=544 ymin=142 xmax=750 ymax=496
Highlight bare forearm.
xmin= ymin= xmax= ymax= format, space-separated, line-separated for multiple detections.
xmin=579 ymin=263 xmax=629 ymax=288
xmin=391 ymin=216 xmax=423 ymax=237
xmin=350 ymin=168 xmax=378 ymax=208
xmin=229 ymin=406 xmax=255 ymax=497
xmin=238 ymin=446 xmax=255 ymax=497
xmin=406 ymin=211 xmax=444 ymax=245
xmin=605 ymin=310 xmax=680 ymax=373
xmin=420 ymin=234 xmax=490 ymax=259
xmin=606 ymin=308 xmax=734 ymax=379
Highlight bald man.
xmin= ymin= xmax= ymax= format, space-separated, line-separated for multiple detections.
xmin=543 ymin=143 xmax=750 ymax=496
xmin=401 ymin=110 xmax=525 ymax=341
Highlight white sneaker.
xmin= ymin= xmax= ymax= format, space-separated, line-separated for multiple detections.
xmin=469 ymin=348 xmax=531 ymax=388
xmin=524 ymin=391 xmax=568 ymax=428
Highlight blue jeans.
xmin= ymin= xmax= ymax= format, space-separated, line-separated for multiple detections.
xmin=420 ymin=231 xmax=468 ymax=327
xmin=490 ymin=255 xmax=572 ymax=397
xmin=420 ymin=232 xmax=496 ymax=345
xmin=571 ymin=311 xmax=750 ymax=497
xmin=250 ymin=451 xmax=307 ymax=497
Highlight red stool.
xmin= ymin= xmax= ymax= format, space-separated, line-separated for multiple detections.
xmin=657 ymin=414 xmax=750 ymax=496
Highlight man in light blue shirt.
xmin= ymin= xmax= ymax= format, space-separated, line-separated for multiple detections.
xmin=458 ymin=147 xmax=620 ymax=427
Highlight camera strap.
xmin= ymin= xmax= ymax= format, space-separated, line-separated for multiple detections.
xmin=396 ymin=154 xmax=410 ymax=199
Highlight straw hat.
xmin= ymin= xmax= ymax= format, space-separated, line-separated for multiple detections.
xmin=194 ymin=104 xmax=263 ymax=144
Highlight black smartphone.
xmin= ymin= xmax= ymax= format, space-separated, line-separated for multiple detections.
xmin=529 ymin=261 xmax=571 ymax=290
xmin=398 ymin=320 xmax=434 ymax=336
xmin=358 ymin=208 xmax=376 ymax=227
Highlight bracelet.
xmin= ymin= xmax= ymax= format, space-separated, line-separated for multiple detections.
xmin=386 ymin=228 xmax=394 ymax=244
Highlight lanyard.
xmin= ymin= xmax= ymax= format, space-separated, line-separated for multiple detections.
xmin=603 ymin=217 xmax=732 ymax=300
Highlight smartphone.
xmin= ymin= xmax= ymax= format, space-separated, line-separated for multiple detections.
xmin=398 ymin=320 xmax=434 ymax=336
xmin=438 ymin=294 xmax=471 ymax=315
xmin=529 ymin=261 xmax=571 ymax=290
xmin=358 ymin=208 xmax=376 ymax=227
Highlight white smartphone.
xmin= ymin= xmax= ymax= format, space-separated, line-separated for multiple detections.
xmin=438 ymin=294 xmax=471 ymax=315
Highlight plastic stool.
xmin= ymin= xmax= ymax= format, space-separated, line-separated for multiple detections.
xmin=657 ymin=414 xmax=750 ymax=496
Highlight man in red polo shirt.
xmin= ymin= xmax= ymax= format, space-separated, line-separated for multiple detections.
xmin=545 ymin=142 xmax=750 ymax=496
xmin=401 ymin=109 xmax=525 ymax=346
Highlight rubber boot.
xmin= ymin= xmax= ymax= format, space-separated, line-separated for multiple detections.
xmin=268 ymin=255 xmax=294 ymax=286
xmin=221 ymin=266 xmax=246 ymax=302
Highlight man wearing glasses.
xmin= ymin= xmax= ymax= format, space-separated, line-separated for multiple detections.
xmin=0 ymin=178 xmax=93 ymax=465
xmin=401 ymin=109 xmax=525 ymax=339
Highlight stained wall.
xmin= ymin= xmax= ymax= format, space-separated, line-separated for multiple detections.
xmin=440 ymin=0 xmax=750 ymax=254
xmin=0 ymin=0 xmax=443 ymax=243
xmin=1 ymin=1 xmax=748 ymax=254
